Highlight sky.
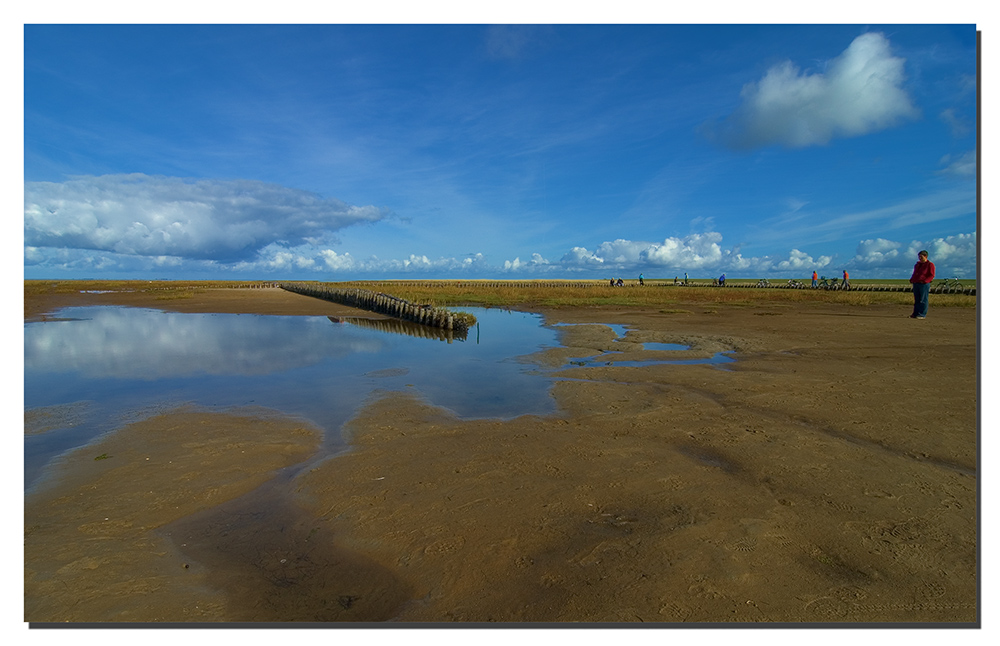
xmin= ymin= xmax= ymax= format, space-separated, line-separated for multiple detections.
xmin=22 ymin=21 xmax=980 ymax=280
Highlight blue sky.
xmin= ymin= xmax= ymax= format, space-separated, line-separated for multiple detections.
xmin=23 ymin=22 xmax=979 ymax=280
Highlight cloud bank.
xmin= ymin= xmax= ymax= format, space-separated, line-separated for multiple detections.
xmin=25 ymin=229 xmax=977 ymax=280
xmin=851 ymin=233 xmax=976 ymax=275
xmin=25 ymin=174 xmax=386 ymax=262
xmin=710 ymin=32 xmax=919 ymax=149
xmin=22 ymin=174 xmax=976 ymax=280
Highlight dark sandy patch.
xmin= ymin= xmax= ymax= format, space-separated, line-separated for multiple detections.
xmin=24 ymin=407 xmax=320 ymax=622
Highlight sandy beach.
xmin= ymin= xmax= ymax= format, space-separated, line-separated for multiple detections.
xmin=24 ymin=286 xmax=977 ymax=623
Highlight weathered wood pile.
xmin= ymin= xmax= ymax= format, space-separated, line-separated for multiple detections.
xmin=350 ymin=280 xmax=599 ymax=289
xmin=280 ymin=282 xmax=472 ymax=334
xmin=226 ymin=282 xmax=281 ymax=289
xmin=328 ymin=316 xmax=464 ymax=343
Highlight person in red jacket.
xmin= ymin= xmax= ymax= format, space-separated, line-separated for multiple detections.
xmin=909 ymin=250 xmax=936 ymax=318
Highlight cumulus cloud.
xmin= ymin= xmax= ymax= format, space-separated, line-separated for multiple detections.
xmin=560 ymin=247 xmax=606 ymax=267
xmin=502 ymin=253 xmax=552 ymax=272
xmin=920 ymin=233 xmax=977 ymax=266
xmin=555 ymin=234 xmax=848 ymax=277
xmin=852 ymin=233 xmax=976 ymax=274
xmin=851 ymin=238 xmax=903 ymax=267
xmin=710 ymin=32 xmax=919 ymax=149
xmin=24 ymin=174 xmax=386 ymax=262
xmin=562 ymin=234 xmax=727 ymax=271
xmin=641 ymin=233 xmax=725 ymax=268
xmin=775 ymin=249 xmax=833 ymax=272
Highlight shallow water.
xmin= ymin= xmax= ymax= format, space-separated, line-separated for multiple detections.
xmin=643 ymin=342 xmax=689 ymax=351
xmin=566 ymin=351 xmax=736 ymax=368
xmin=24 ymin=306 xmax=560 ymax=490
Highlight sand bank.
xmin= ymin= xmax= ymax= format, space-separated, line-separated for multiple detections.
xmin=24 ymin=286 xmax=977 ymax=623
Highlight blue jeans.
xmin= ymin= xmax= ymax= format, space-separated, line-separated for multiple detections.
xmin=912 ymin=282 xmax=930 ymax=317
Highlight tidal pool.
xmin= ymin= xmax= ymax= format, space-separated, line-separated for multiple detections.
xmin=24 ymin=306 xmax=560 ymax=491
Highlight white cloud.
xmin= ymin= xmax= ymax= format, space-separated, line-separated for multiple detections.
xmin=851 ymin=238 xmax=903 ymax=267
xmin=775 ymin=249 xmax=833 ymax=272
xmin=922 ymin=233 xmax=977 ymax=265
xmin=641 ymin=233 xmax=725 ymax=268
xmin=937 ymin=150 xmax=977 ymax=177
xmin=595 ymin=239 xmax=651 ymax=265
xmin=560 ymin=247 xmax=605 ymax=267
xmin=502 ymin=253 xmax=551 ymax=272
xmin=319 ymin=249 xmax=356 ymax=271
xmin=24 ymin=174 xmax=386 ymax=262
xmin=712 ymin=32 xmax=919 ymax=149
xmin=24 ymin=227 xmax=976 ymax=281
xmin=852 ymin=233 xmax=976 ymax=275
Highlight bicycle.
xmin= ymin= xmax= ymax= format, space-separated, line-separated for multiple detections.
xmin=818 ymin=276 xmax=841 ymax=290
xmin=756 ymin=278 xmax=771 ymax=288
xmin=936 ymin=277 xmax=963 ymax=289
xmin=786 ymin=280 xmax=804 ymax=289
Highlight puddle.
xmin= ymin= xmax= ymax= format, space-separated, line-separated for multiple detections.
xmin=550 ymin=322 xmax=737 ymax=370
xmin=24 ymin=306 xmax=560 ymax=490
xmin=25 ymin=308 xmax=739 ymax=491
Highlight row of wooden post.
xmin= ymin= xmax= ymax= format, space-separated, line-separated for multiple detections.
xmin=330 ymin=316 xmax=463 ymax=343
xmin=341 ymin=279 xmax=974 ymax=295
xmin=280 ymin=283 xmax=470 ymax=334
xmin=721 ymin=283 xmax=975 ymax=295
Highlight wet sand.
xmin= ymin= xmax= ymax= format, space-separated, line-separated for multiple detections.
xmin=24 ymin=287 xmax=977 ymax=623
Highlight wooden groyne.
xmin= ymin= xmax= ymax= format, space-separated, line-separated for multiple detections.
xmin=280 ymin=282 xmax=473 ymax=335
xmin=329 ymin=316 xmax=464 ymax=343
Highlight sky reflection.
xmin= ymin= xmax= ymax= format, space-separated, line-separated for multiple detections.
xmin=24 ymin=306 xmax=560 ymax=490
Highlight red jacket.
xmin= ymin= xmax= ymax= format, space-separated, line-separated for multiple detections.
xmin=909 ymin=260 xmax=936 ymax=284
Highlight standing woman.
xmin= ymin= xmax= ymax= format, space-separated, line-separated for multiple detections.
xmin=909 ymin=250 xmax=936 ymax=319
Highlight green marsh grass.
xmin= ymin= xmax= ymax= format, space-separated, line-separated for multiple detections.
xmin=335 ymin=280 xmax=976 ymax=310
xmin=25 ymin=279 xmax=976 ymax=311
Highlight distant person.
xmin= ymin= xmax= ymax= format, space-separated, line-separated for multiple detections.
xmin=639 ymin=273 xmax=644 ymax=286
xmin=684 ymin=272 xmax=688 ymax=285
xmin=842 ymin=269 xmax=851 ymax=290
xmin=616 ymin=278 xmax=624 ymax=287
xmin=719 ymin=273 xmax=726 ymax=286
xmin=909 ymin=250 xmax=936 ymax=319
xmin=674 ymin=276 xmax=679 ymax=285
xmin=812 ymin=271 xmax=818 ymax=288
xmin=609 ymin=278 xmax=615 ymax=287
